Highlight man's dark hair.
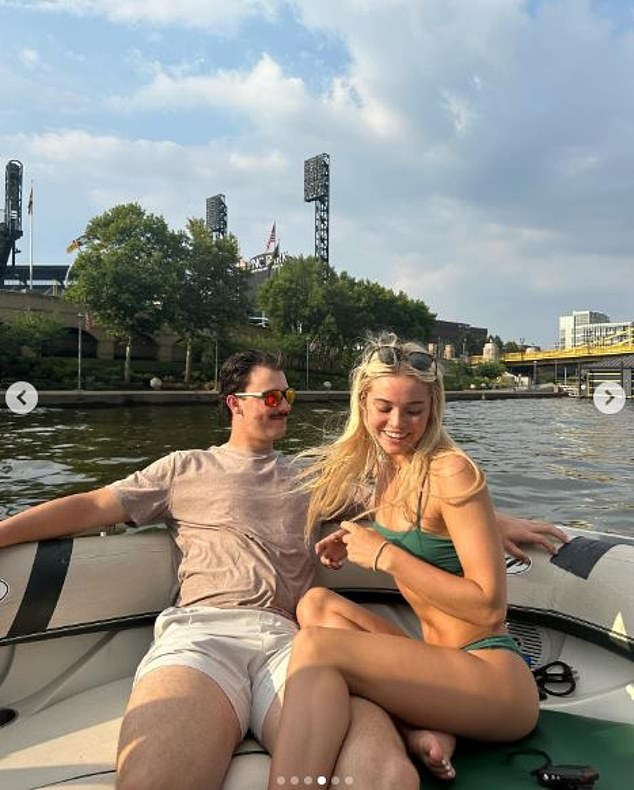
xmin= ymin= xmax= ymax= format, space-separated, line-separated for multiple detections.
xmin=218 ymin=350 xmax=284 ymax=419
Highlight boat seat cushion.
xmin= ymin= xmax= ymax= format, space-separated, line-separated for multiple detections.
xmin=423 ymin=710 xmax=632 ymax=789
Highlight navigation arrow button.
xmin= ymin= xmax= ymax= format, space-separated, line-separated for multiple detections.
xmin=4 ymin=381 xmax=39 ymax=415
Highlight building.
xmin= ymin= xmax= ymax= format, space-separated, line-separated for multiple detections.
xmin=431 ymin=319 xmax=488 ymax=358
xmin=559 ymin=310 xmax=633 ymax=349
xmin=3 ymin=263 xmax=71 ymax=294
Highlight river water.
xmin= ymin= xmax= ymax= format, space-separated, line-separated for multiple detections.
xmin=1 ymin=399 xmax=632 ymax=536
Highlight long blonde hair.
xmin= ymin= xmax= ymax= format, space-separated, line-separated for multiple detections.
xmin=303 ymin=332 xmax=485 ymax=539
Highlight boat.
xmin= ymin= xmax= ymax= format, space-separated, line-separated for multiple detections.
xmin=1 ymin=525 xmax=633 ymax=789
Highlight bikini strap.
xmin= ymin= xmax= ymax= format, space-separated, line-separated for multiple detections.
xmin=415 ymin=487 xmax=424 ymax=528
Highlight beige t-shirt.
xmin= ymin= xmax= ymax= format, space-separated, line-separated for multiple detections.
xmin=108 ymin=444 xmax=315 ymax=620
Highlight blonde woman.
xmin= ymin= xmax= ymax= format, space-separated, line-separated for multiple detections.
xmin=267 ymin=334 xmax=540 ymax=787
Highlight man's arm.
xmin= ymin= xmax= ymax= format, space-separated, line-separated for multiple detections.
xmin=495 ymin=510 xmax=569 ymax=561
xmin=0 ymin=487 xmax=129 ymax=549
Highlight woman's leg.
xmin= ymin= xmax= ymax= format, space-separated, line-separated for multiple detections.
xmin=297 ymin=588 xmax=457 ymax=779
xmin=297 ymin=586 xmax=406 ymax=634
xmin=267 ymin=627 xmax=539 ymax=788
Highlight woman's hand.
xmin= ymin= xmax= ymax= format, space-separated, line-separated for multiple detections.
xmin=315 ymin=528 xmax=349 ymax=569
xmin=340 ymin=521 xmax=388 ymax=571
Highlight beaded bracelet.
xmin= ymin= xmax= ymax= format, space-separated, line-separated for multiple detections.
xmin=372 ymin=540 xmax=390 ymax=572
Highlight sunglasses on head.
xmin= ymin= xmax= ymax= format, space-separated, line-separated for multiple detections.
xmin=370 ymin=345 xmax=436 ymax=374
xmin=234 ymin=388 xmax=296 ymax=407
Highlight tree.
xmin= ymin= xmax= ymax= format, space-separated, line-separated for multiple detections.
xmin=256 ymin=256 xmax=333 ymax=336
xmin=474 ymin=361 xmax=506 ymax=380
xmin=65 ymin=203 xmax=183 ymax=383
xmin=490 ymin=334 xmax=504 ymax=350
xmin=461 ymin=332 xmax=484 ymax=356
xmin=355 ymin=279 xmax=435 ymax=341
xmin=169 ymin=220 xmax=250 ymax=383
xmin=256 ymin=256 xmax=436 ymax=362
xmin=0 ymin=312 xmax=65 ymax=378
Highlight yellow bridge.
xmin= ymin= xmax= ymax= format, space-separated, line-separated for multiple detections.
xmin=471 ymin=326 xmax=634 ymax=365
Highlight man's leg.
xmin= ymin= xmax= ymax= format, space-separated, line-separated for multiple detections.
xmin=116 ymin=666 xmax=242 ymax=790
xmin=260 ymin=696 xmax=419 ymax=790
xmin=333 ymin=697 xmax=420 ymax=789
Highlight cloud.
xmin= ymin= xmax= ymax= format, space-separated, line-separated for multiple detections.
xmin=21 ymin=0 xmax=283 ymax=31
xmin=5 ymin=0 xmax=634 ymax=345
xmin=19 ymin=48 xmax=41 ymax=68
xmin=0 ymin=128 xmax=303 ymax=268
xmin=106 ymin=53 xmax=307 ymax=119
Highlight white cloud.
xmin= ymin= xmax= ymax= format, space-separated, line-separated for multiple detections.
xmin=19 ymin=48 xmax=41 ymax=68
xmin=24 ymin=0 xmax=283 ymax=31
xmin=106 ymin=54 xmax=307 ymax=118
xmin=5 ymin=0 xmax=634 ymax=345
xmin=1 ymin=128 xmax=304 ymax=264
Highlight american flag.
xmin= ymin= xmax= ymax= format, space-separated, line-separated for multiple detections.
xmin=266 ymin=222 xmax=276 ymax=251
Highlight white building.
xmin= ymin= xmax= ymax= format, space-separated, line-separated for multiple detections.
xmin=559 ymin=310 xmax=633 ymax=349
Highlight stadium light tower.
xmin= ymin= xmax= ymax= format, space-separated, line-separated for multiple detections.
xmin=205 ymin=194 xmax=228 ymax=238
xmin=303 ymin=153 xmax=330 ymax=262
xmin=0 ymin=159 xmax=24 ymax=287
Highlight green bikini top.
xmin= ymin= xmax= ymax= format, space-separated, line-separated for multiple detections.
xmin=372 ymin=492 xmax=463 ymax=576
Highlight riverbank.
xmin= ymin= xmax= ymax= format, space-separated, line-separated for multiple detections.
xmin=1 ymin=387 xmax=566 ymax=408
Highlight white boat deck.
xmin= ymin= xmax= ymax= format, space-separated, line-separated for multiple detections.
xmin=1 ymin=675 xmax=269 ymax=790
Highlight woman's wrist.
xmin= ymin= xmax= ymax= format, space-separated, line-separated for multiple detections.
xmin=372 ymin=540 xmax=391 ymax=572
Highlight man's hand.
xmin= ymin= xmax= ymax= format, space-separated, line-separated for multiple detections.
xmin=496 ymin=512 xmax=569 ymax=562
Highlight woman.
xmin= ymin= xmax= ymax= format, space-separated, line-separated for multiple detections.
xmin=267 ymin=333 xmax=540 ymax=787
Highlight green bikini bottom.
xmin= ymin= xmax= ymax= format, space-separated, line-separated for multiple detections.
xmin=462 ymin=634 xmax=522 ymax=656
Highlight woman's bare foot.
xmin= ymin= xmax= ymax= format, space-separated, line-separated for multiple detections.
xmin=403 ymin=728 xmax=456 ymax=781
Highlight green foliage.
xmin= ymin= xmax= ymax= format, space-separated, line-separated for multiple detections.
xmin=474 ymin=361 xmax=506 ymax=379
xmin=169 ymin=220 xmax=250 ymax=341
xmin=462 ymin=332 xmax=485 ymax=355
xmin=64 ymin=203 xmax=183 ymax=341
xmin=256 ymin=256 xmax=333 ymax=335
xmin=489 ymin=334 xmax=504 ymax=349
xmin=64 ymin=202 xmax=185 ymax=382
xmin=441 ymin=359 xmax=474 ymax=391
xmin=256 ymin=256 xmax=435 ymax=356
xmin=0 ymin=312 xmax=65 ymax=367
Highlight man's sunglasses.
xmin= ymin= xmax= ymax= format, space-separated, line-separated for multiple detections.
xmin=234 ymin=388 xmax=297 ymax=407
xmin=370 ymin=345 xmax=436 ymax=374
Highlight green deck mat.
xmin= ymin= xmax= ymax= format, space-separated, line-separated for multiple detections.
xmin=422 ymin=710 xmax=633 ymax=789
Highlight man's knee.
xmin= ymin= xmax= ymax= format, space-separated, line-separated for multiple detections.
xmin=116 ymin=762 xmax=153 ymax=790
xmin=375 ymin=752 xmax=420 ymax=790
xmin=341 ymin=697 xmax=420 ymax=789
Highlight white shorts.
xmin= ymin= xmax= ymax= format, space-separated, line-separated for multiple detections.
xmin=134 ymin=606 xmax=297 ymax=740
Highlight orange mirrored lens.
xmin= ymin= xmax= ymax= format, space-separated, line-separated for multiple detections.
xmin=263 ymin=390 xmax=283 ymax=407
xmin=261 ymin=389 xmax=295 ymax=407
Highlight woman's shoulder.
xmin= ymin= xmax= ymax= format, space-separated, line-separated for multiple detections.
xmin=428 ymin=450 xmax=481 ymax=496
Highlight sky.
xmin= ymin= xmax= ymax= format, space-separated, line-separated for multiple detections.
xmin=1 ymin=0 xmax=634 ymax=348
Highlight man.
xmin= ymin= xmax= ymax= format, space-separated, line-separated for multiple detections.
xmin=0 ymin=350 xmax=566 ymax=790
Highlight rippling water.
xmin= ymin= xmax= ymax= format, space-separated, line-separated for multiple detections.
xmin=1 ymin=399 xmax=632 ymax=536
